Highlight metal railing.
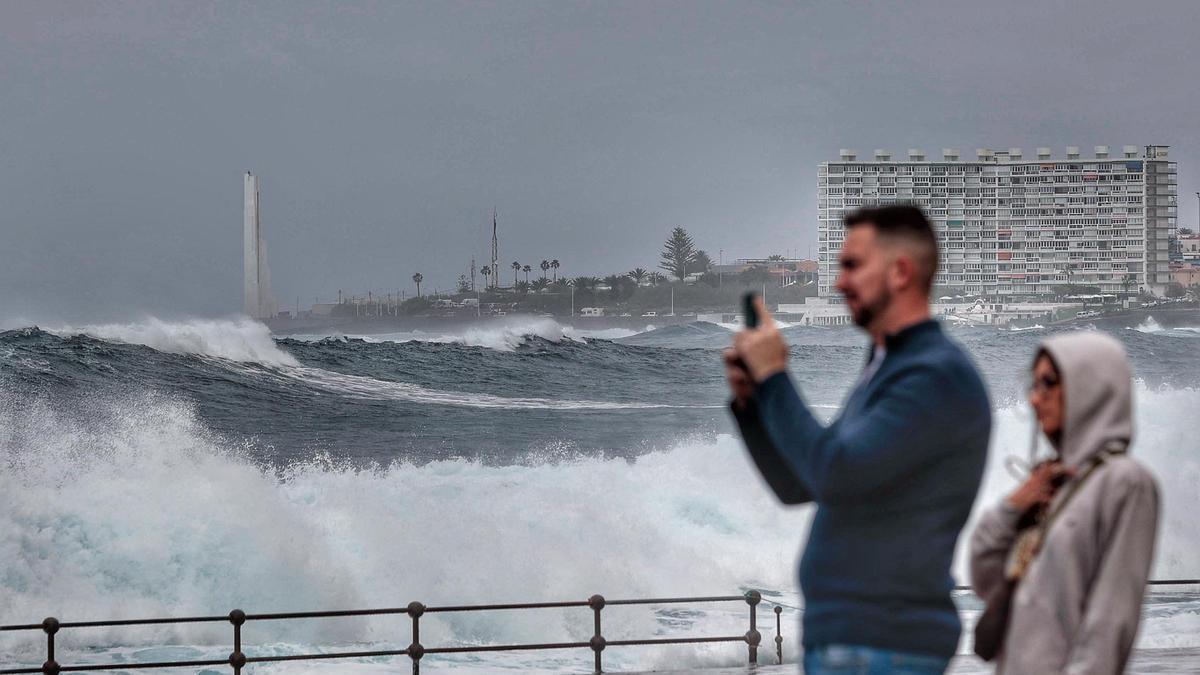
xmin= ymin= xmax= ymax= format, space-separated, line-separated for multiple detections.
xmin=1 ymin=590 xmax=784 ymax=675
xmin=6 ymin=580 xmax=1197 ymax=674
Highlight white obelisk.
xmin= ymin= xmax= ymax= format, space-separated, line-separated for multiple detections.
xmin=244 ymin=172 xmax=265 ymax=318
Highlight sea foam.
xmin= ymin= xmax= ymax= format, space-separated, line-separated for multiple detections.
xmin=2 ymin=382 xmax=1197 ymax=670
xmin=0 ymin=389 xmax=803 ymax=669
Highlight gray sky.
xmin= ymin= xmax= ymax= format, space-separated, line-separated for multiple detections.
xmin=2 ymin=0 xmax=1197 ymax=321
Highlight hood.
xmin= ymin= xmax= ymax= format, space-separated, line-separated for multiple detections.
xmin=1037 ymin=331 xmax=1134 ymax=468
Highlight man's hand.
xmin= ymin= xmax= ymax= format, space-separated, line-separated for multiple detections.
xmin=732 ymin=297 xmax=789 ymax=383
xmin=724 ymin=348 xmax=754 ymax=409
xmin=1006 ymin=460 xmax=1074 ymax=512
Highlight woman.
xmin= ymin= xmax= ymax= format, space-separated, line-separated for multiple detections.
xmin=969 ymin=331 xmax=1159 ymax=674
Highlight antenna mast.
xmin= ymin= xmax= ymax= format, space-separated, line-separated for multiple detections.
xmin=490 ymin=208 xmax=499 ymax=289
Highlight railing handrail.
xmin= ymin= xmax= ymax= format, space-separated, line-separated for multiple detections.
xmin=0 ymin=595 xmax=751 ymax=633
xmin=3 ymin=580 xmax=1195 ymax=674
xmin=0 ymin=591 xmax=777 ymax=675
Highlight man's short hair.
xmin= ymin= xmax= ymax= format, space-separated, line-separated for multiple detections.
xmin=844 ymin=205 xmax=939 ymax=292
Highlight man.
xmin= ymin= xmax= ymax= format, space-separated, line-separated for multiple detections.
xmin=727 ymin=205 xmax=990 ymax=674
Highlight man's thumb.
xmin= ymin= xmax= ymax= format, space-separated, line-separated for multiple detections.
xmin=753 ymin=296 xmax=774 ymax=329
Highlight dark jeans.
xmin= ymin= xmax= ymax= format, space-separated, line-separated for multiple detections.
xmin=803 ymin=644 xmax=950 ymax=675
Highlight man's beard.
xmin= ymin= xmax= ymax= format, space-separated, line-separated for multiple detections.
xmin=850 ymin=287 xmax=891 ymax=329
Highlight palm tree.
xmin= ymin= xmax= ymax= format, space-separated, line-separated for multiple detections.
xmin=604 ymin=274 xmax=625 ymax=300
xmin=628 ymin=267 xmax=648 ymax=286
xmin=550 ymin=259 xmax=560 ymax=282
xmin=523 ymin=264 xmax=532 ymax=284
xmin=511 ymin=261 xmax=521 ymax=288
xmin=1121 ymin=272 xmax=1136 ymax=299
xmin=481 ymin=266 xmax=491 ymax=288
xmin=540 ymin=259 xmax=550 ymax=280
xmin=648 ymin=271 xmax=666 ymax=286
xmin=412 ymin=272 xmax=424 ymax=298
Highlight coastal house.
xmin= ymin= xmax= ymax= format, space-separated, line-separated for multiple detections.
xmin=1169 ymin=263 xmax=1200 ymax=288
xmin=711 ymin=258 xmax=819 ymax=288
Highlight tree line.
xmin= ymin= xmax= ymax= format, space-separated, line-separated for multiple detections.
xmin=406 ymin=226 xmax=794 ymax=299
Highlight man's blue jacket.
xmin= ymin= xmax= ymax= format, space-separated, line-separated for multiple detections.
xmin=732 ymin=319 xmax=990 ymax=658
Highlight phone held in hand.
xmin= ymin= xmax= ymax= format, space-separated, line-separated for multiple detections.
xmin=743 ymin=292 xmax=759 ymax=329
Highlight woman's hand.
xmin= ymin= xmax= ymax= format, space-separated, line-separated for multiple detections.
xmin=1006 ymin=461 xmax=1074 ymax=512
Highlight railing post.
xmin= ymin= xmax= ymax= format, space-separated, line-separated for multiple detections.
xmin=41 ymin=617 xmax=59 ymax=675
xmin=588 ymin=594 xmax=606 ymax=673
xmin=744 ymin=590 xmax=761 ymax=665
xmin=228 ymin=610 xmax=246 ymax=675
xmin=407 ymin=601 xmax=426 ymax=675
xmin=774 ymin=605 xmax=783 ymax=664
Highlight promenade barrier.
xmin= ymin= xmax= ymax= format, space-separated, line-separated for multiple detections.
xmin=3 ymin=580 xmax=1196 ymax=674
xmin=0 ymin=590 xmax=782 ymax=674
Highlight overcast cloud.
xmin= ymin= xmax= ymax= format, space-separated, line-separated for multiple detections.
xmin=2 ymin=0 xmax=1197 ymax=321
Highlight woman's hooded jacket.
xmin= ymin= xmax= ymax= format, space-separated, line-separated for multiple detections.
xmin=970 ymin=331 xmax=1159 ymax=674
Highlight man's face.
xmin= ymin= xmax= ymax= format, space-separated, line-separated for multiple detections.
xmin=835 ymin=225 xmax=893 ymax=329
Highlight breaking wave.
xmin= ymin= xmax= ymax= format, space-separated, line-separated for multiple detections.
xmin=1129 ymin=317 xmax=1200 ymax=338
xmin=16 ymin=320 xmax=695 ymax=411
xmin=1133 ymin=317 xmax=1167 ymax=333
xmin=45 ymin=318 xmax=299 ymax=366
xmin=290 ymin=317 xmax=648 ymax=352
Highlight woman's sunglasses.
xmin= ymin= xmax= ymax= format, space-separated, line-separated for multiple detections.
xmin=1028 ymin=374 xmax=1061 ymax=395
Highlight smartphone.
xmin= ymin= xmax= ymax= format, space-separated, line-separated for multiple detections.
xmin=742 ymin=292 xmax=758 ymax=329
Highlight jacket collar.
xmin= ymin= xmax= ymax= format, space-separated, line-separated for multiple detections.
xmin=878 ymin=318 xmax=941 ymax=351
xmin=859 ymin=319 xmax=939 ymax=370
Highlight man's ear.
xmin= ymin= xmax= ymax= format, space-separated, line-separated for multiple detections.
xmin=890 ymin=253 xmax=917 ymax=292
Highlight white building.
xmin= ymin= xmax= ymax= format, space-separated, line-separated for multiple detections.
xmin=817 ymin=145 xmax=1178 ymax=299
xmin=776 ymin=298 xmax=853 ymax=326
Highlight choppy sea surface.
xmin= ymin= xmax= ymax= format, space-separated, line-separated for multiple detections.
xmin=2 ymin=315 xmax=1198 ymax=673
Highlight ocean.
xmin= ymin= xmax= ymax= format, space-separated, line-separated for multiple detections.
xmin=1 ymin=315 xmax=1198 ymax=673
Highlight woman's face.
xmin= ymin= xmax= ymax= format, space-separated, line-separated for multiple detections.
xmin=1029 ymin=354 xmax=1064 ymax=439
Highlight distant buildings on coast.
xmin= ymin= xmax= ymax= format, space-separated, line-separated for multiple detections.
xmin=817 ymin=145 xmax=1178 ymax=300
xmin=246 ymin=141 xmax=1194 ymax=326
xmin=1170 ymin=231 xmax=1200 ymax=288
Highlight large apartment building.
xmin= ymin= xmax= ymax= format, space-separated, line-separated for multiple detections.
xmin=817 ymin=145 xmax=1178 ymax=300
